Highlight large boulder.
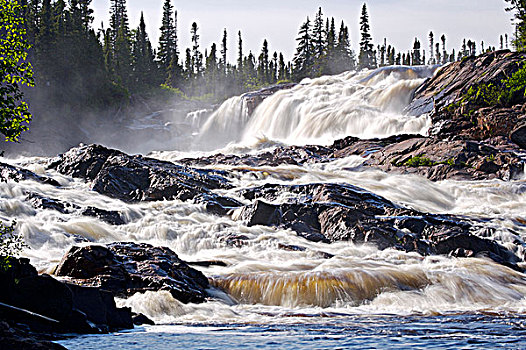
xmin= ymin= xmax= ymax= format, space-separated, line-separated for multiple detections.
xmin=0 ymin=258 xmax=132 ymax=334
xmin=49 ymin=144 xmax=242 ymax=214
xmin=55 ymin=242 xmax=210 ymax=304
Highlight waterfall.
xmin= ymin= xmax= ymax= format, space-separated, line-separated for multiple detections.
xmin=197 ymin=66 xmax=436 ymax=151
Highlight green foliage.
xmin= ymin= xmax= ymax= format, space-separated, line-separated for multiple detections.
xmin=404 ymin=155 xmax=435 ymax=167
xmin=0 ymin=222 xmax=25 ymax=271
xmin=397 ymin=155 xmax=459 ymax=168
xmin=160 ymin=84 xmax=188 ymax=100
xmin=0 ymin=0 xmax=34 ymax=142
xmin=445 ymin=63 xmax=526 ymax=115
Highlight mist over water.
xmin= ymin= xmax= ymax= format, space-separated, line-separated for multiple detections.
xmin=3 ymin=65 xmax=526 ymax=348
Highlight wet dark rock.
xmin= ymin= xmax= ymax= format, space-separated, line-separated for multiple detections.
xmin=180 ymin=132 xmax=524 ymax=182
xmin=238 ymin=200 xmax=282 ymax=227
xmin=510 ymin=123 xmax=526 ymax=150
xmin=50 ymin=144 xmax=243 ymax=215
xmin=0 ymin=319 xmax=66 ymax=350
xmin=237 ymin=182 xmax=521 ymax=270
xmin=25 ymin=192 xmax=126 ymax=225
xmin=81 ymin=207 xmax=125 ymax=226
xmin=0 ymin=258 xmax=132 ymax=334
xmin=26 ymin=193 xmax=71 ymax=214
xmin=187 ymin=260 xmax=228 ymax=267
xmin=55 ymin=242 xmax=210 ymax=304
xmin=406 ymin=51 xmax=525 ymax=117
xmin=0 ymin=162 xmax=59 ymax=186
xmin=179 ymin=144 xmax=333 ymax=168
xmin=132 ymin=313 xmax=155 ymax=326
xmin=221 ymin=234 xmax=249 ymax=248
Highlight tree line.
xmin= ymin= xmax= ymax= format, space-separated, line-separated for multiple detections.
xmin=16 ymin=0 xmax=524 ymax=111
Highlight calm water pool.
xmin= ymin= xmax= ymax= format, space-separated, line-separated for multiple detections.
xmin=57 ymin=314 xmax=526 ymax=349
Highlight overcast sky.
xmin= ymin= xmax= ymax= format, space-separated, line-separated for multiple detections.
xmin=91 ymin=0 xmax=515 ymax=63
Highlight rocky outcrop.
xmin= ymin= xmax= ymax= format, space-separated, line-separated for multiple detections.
xmin=0 ymin=257 xmax=133 ymax=334
xmin=236 ymin=182 xmax=522 ymax=270
xmin=55 ymin=242 xmax=210 ymax=304
xmin=180 ymin=134 xmax=524 ymax=182
xmin=406 ymin=50 xmax=526 ymax=143
xmin=363 ymin=136 xmax=524 ymax=181
xmin=49 ymin=144 xmax=242 ymax=215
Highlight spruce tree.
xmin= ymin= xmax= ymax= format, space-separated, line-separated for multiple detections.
xmin=237 ymin=31 xmax=243 ymax=72
xmin=191 ymin=22 xmax=202 ymax=75
xmin=158 ymin=0 xmax=176 ymax=74
xmin=278 ymin=53 xmax=286 ymax=81
xmin=411 ymin=38 xmax=422 ymax=65
xmin=312 ymin=7 xmax=326 ymax=59
xmin=258 ymin=39 xmax=269 ymax=83
xmin=358 ymin=3 xmax=375 ymax=69
xmin=293 ymin=17 xmax=314 ymax=80
xmin=441 ymin=34 xmax=447 ymax=63
xmin=132 ymin=12 xmax=156 ymax=90
xmin=428 ymin=31 xmax=435 ymax=64
xmin=220 ymin=28 xmax=227 ymax=73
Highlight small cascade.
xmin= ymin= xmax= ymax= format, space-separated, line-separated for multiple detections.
xmin=197 ymin=96 xmax=249 ymax=150
xmin=185 ymin=109 xmax=213 ymax=131
xmin=212 ymin=268 xmax=430 ymax=308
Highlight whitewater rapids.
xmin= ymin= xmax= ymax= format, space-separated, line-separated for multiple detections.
xmin=3 ymin=65 xmax=526 ymax=327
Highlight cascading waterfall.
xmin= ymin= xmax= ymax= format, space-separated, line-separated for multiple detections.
xmin=197 ymin=66 xmax=436 ymax=150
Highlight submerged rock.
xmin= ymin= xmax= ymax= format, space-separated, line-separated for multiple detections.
xmin=26 ymin=192 xmax=126 ymax=225
xmin=55 ymin=242 xmax=210 ymax=304
xmin=237 ymin=182 xmax=522 ymax=270
xmin=0 ymin=162 xmax=59 ymax=186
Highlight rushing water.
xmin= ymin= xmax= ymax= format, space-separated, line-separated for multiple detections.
xmin=2 ymin=66 xmax=526 ymax=349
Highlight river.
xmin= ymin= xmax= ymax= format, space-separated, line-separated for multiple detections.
xmin=2 ymin=66 xmax=526 ymax=349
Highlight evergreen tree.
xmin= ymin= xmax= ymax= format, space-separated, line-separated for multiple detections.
xmin=428 ymin=31 xmax=435 ymax=64
xmin=191 ymin=22 xmax=202 ymax=75
xmin=441 ymin=34 xmax=447 ymax=63
xmin=358 ymin=3 xmax=375 ymax=69
xmin=332 ymin=21 xmax=355 ymax=72
xmin=110 ymin=0 xmax=128 ymax=43
xmin=258 ymin=39 xmax=269 ymax=83
xmin=205 ymin=42 xmax=218 ymax=93
xmin=220 ymin=28 xmax=227 ymax=73
xmin=278 ymin=52 xmax=286 ymax=81
xmin=132 ymin=12 xmax=156 ymax=90
xmin=158 ymin=0 xmax=176 ymax=74
xmin=505 ymin=0 xmax=526 ymax=51
xmin=411 ymin=38 xmax=422 ymax=65
xmin=312 ymin=7 xmax=326 ymax=58
xmin=237 ymin=31 xmax=243 ymax=72
xmin=293 ymin=17 xmax=314 ymax=80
